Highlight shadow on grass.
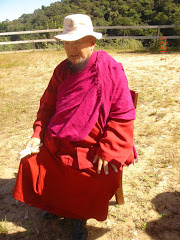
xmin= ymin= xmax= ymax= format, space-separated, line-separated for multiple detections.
xmin=0 ymin=177 xmax=110 ymax=240
xmin=145 ymin=191 xmax=180 ymax=240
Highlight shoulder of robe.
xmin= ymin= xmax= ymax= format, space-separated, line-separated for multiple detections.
xmin=97 ymin=50 xmax=125 ymax=86
xmin=52 ymin=59 xmax=68 ymax=83
xmin=54 ymin=58 xmax=68 ymax=74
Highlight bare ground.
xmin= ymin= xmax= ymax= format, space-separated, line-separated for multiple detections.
xmin=0 ymin=50 xmax=179 ymax=240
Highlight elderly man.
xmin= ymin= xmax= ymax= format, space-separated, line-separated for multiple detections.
xmin=13 ymin=14 xmax=136 ymax=240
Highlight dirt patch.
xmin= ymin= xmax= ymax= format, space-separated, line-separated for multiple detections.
xmin=0 ymin=50 xmax=180 ymax=240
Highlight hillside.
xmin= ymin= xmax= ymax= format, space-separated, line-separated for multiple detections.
xmin=0 ymin=0 xmax=179 ymax=50
xmin=1 ymin=0 xmax=180 ymax=29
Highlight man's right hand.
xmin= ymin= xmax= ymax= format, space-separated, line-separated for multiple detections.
xmin=26 ymin=137 xmax=41 ymax=153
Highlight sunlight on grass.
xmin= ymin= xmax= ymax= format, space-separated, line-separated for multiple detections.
xmin=0 ymin=217 xmax=8 ymax=235
xmin=0 ymin=51 xmax=179 ymax=240
xmin=0 ymin=55 xmax=28 ymax=69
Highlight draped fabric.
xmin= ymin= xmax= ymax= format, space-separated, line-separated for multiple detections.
xmin=13 ymin=143 xmax=121 ymax=221
xmin=13 ymin=119 xmax=134 ymax=221
xmin=13 ymin=50 xmax=136 ymax=221
xmin=47 ymin=51 xmax=135 ymax=141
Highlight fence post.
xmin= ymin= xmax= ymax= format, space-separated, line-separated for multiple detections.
xmin=122 ymin=28 xmax=125 ymax=44
xmin=33 ymin=33 xmax=35 ymax=49
xmin=157 ymin=27 xmax=160 ymax=41
xmin=3 ymin=36 xmax=6 ymax=51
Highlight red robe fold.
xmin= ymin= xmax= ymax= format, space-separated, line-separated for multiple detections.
xmin=13 ymin=119 xmax=134 ymax=221
xmin=13 ymin=51 xmax=135 ymax=221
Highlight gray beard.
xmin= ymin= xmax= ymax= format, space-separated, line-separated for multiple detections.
xmin=67 ymin=57 xmax=90 ymax=73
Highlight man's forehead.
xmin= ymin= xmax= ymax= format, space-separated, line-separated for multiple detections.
xmin=64 ymin=36 xmax=94 ymax=43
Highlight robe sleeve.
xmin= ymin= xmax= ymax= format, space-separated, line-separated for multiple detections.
xmin=96 ymin=119 xmax=134 ymax=169
xmin=32 ymin=64 xmax=64 ymax=140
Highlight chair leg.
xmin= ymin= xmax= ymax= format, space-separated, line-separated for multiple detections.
xmin=115 ymin=170 xmax=124 ymax=205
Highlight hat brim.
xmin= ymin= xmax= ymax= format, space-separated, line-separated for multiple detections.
xmin=54 ymin=31 xmax=102 ymax=41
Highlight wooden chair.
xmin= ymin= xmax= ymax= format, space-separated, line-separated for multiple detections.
xmin=115 ymin=90 xmax=138 ymax=205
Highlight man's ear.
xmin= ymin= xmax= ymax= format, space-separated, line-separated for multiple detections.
xmin=91 ymin=37 xmax=96 ymax=48
xmin=92 ymin=37 xmax=96 ymax=45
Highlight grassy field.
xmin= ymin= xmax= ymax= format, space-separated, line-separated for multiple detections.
xmin=0 ymin=49 xmax=180 ymax=240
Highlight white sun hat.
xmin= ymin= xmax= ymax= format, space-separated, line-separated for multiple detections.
xmin=54 ymin=14 xmax=102 ymax=41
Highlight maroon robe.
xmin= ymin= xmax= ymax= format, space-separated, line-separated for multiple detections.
xmin=13 ymin=119 xmax=134 ymax=221
xmin=13 ymin=51 xmax=135 ymax=221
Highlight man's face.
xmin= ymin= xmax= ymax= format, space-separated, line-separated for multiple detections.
xmin=64 ymin=36 xmax=96 ymax=64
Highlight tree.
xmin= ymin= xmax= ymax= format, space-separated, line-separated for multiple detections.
xmin=1 ymin=0 xmax=179 ymax=50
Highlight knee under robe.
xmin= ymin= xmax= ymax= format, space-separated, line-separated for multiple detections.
xmin=13 ymin=119 xmax=134 ymax=221
xmin=13 ymin=50 xmax=135 ymax=221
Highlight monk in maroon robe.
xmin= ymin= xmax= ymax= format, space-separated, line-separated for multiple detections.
xmin=13 ymin=14 xmax=136 ymax=240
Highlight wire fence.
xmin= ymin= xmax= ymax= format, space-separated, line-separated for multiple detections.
xmin=0 ymin=25 xmax=179 ymax=51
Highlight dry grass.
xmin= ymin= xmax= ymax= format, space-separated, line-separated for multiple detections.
xmin=0 ymin=50 xmax=180 ymax=240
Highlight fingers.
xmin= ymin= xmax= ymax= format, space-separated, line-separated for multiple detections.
xmin=93 ymin=155 xmax=119 ymax=175
xmin=26 ymin=138 xmax=40 ymax=148
xmin=26 ymin=140 xmax=31 ymax=148
xmin=31 ymin=148 xmax=40 ymax=154
xmin=26 ymin=139 xmax=34 ymax=148
xmin=97 ymin=157 xmax=103 ymax=174
xmin=26 ymin=138 xmax=41 ymax=153
xmin=93 ymin=154 xmax=104 ymax=174
xmin=95 ymin=155 xmax=109 ymax=175
xmin=93 ymin=154 xmax=99 ymax=164
xmin=111 ymin=164 xmax=118 ymax=173
xmin=103 ymin=160 xmax=109 ymax=175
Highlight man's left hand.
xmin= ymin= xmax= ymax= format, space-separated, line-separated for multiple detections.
xmin=93 ymin=154 xmax=118 ymax=175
